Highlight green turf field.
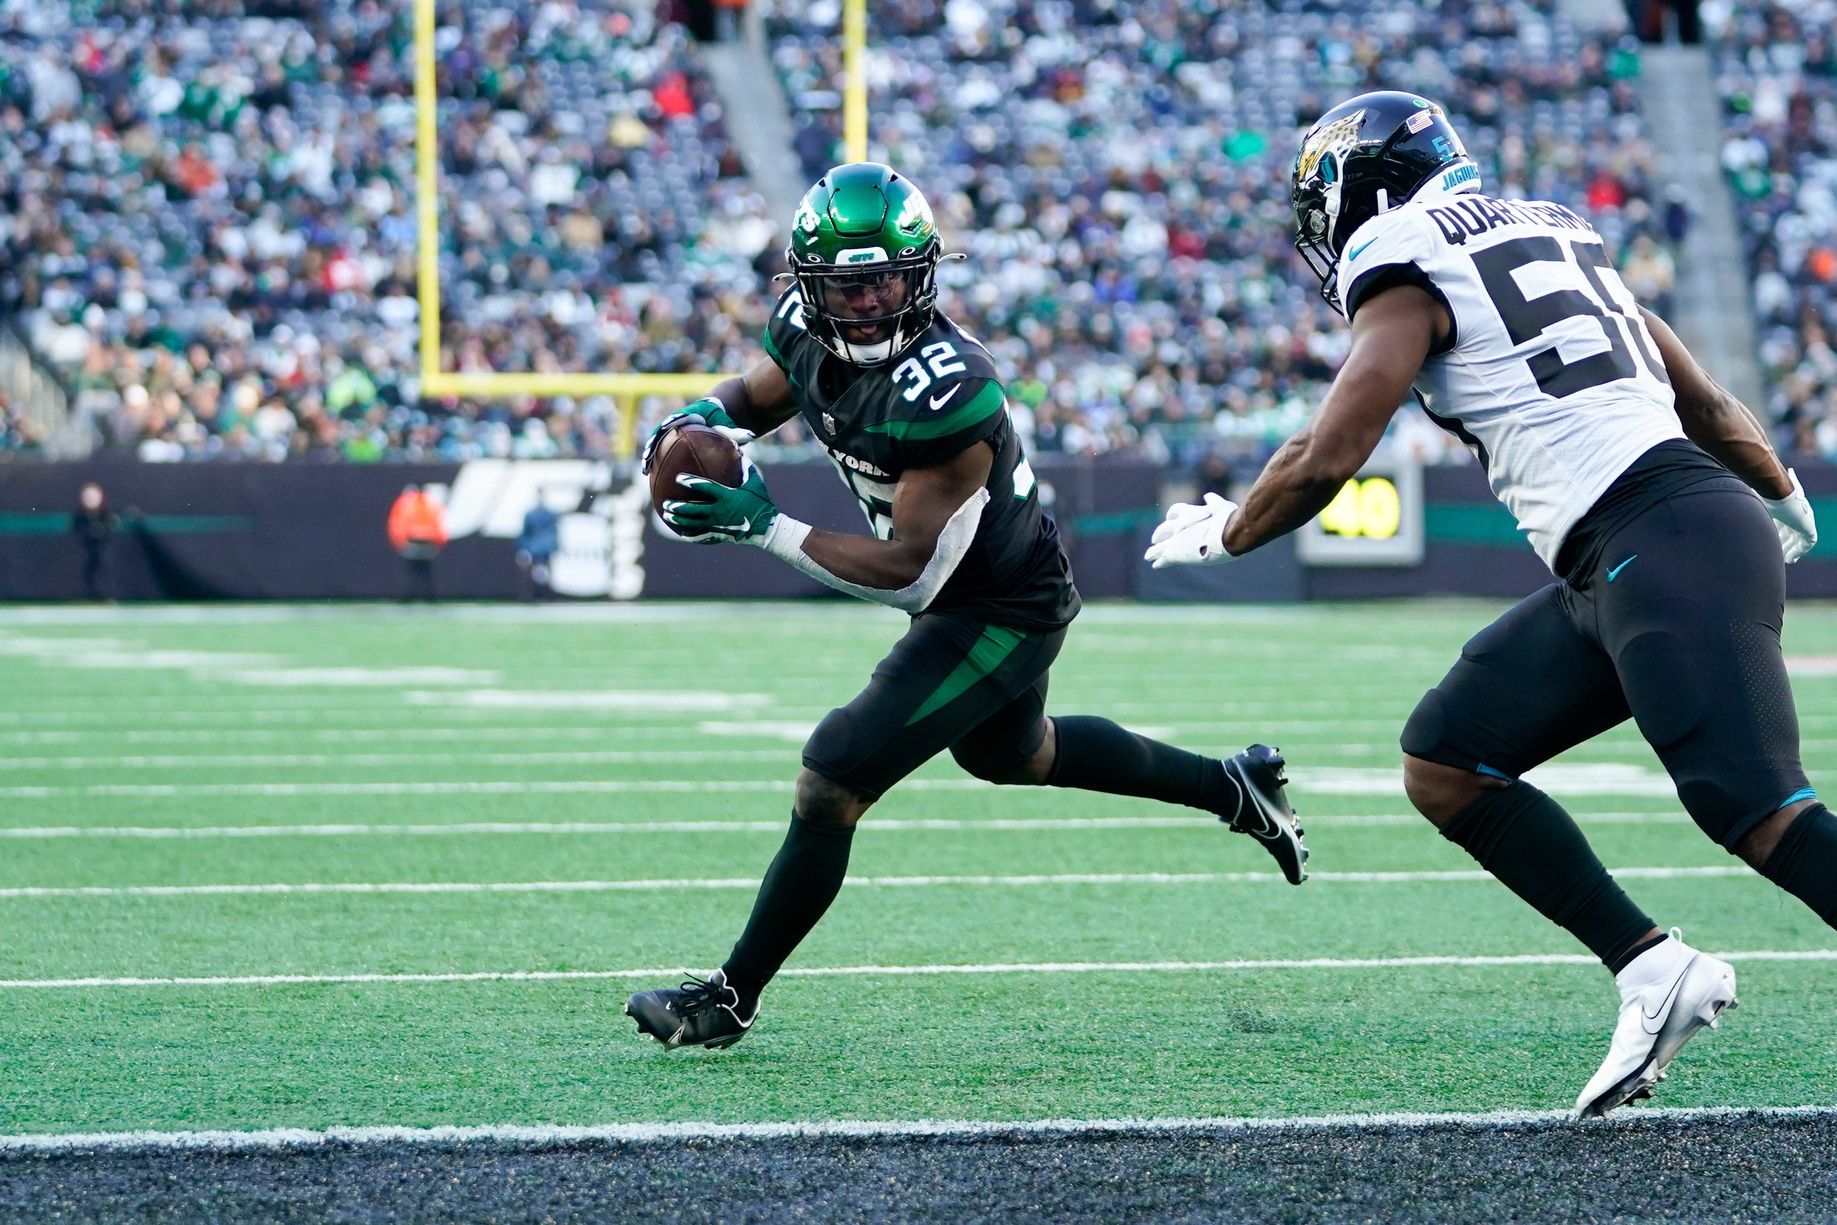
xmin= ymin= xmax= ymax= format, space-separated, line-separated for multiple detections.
xmin=2 ymin=601 xmax=1835 ymax=1135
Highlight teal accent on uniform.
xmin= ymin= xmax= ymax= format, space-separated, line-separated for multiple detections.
xmin=1606 ymin=555 xmax=1638 ymax=582
xmin=0 ymin=513 xmax=257 ymax=536
xmin=866 ymin=381 xmax=1004 ymax=441
xmin=1476 ymin=763 xmax=1514 ymax=781
xmin=905 ymin=624 xmax=1026 ymax=725
xmin=1346 ymin=238 xmax=1377 ymax=262
xmin=1779 ymin=787 xmax=1818 ymax=810
xmin=1423 ymin=503 xmax=1526 ymax=547
xmin=760 ymin=326 xmax=784 ymax=365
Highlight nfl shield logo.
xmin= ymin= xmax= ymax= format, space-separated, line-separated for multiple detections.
xmin=823 ymin=412 xmax=836 ymax=434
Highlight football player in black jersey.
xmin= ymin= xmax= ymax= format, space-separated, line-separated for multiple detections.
xmin=624 ymin=163 xmax=1307 ymax=1049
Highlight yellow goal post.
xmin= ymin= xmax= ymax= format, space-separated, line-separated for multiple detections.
xmin=411 ymin=0 xmax=869 ymax=455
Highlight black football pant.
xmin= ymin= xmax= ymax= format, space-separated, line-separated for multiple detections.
xmin=1404 ymin=485 xmax=1809 ymax=851
xmin=803 ymin=612 xmax=1064 ymax=798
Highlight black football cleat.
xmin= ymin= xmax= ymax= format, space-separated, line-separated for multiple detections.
xmin=1222 ymin=744 xmax=1308 ymax=884
xmin=625 ymin=969 xmax=758 ymax=1050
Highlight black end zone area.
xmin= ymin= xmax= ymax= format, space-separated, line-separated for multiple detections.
xmin=5 ymin=1113 xmax=1834 ymax=1223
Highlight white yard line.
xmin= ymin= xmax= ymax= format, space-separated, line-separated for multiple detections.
xmin=0 ymin=750 xmax=787 ymax=770
xmin=0 ymin=727 xmax=680 ymax=745
xmin=0 ymin=812 xmax=1691 ymax=838
xmin=0 ymin=769 xmax=1696 ymax=799
xmin=5 ymin=1104 xmax=1836 ymax=1152
xmin=403 ymin=690 xmax=771 ymax=711
xmin=3 ymin=949 xmax=1831 ymax=992
xmin=0 ymin=779 xmax=872 ymax=799
xmin=0 ymin=867 xmax=1757 ymax=900
xmin=0 ymin=817 xmax=1221 ymax=838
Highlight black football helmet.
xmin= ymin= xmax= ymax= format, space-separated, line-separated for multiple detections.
xmin=1292 ymin=91 xmax=1482 ymax=312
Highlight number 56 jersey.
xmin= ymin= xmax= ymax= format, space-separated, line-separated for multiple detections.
xmin=1338 ymin=194 xmax=1682 ymax=568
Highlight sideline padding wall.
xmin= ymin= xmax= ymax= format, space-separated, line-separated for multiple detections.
xmin=7 ymin=457 xmax=1837 ymax=601
xmin=0 ymin=457 xmax=1164 ymax=602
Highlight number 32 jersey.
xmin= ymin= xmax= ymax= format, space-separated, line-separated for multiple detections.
xmin=763 ymin=286 xmax=1079 ymax=630
xmin=1339 ymin=194 xmax=1682 ymax=567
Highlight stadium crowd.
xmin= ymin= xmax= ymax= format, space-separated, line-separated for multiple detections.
xmin=767 ymin=0 xmax=1670 ymax=471
xmin=0 ymin=0 xmax=771 ymax=461
xmin=1712 ymin=0 xmax=1837 ymax=456
xmin=0 ymin=0 xmax=1675 ymax=468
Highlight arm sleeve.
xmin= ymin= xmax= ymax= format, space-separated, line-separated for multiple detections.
xmin=750 ymin=487 xmax=991 ymax=614
xmin=873 ymin=377 xmax=1009 ymax=470
xmin=1340 ymin=211 xmax=1458 ymax=356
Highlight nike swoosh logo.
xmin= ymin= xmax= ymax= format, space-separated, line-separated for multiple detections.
xmin=1238 ymin=803 xmax=1279 ymax=839
xmin=1640 ymin=962 xmax=1691 ymax=1035
xmin=928 ymin=387 xmax=961 ymax=411
xmin=1607 ymin=555 xmax=1638 ymax=582
xmin=1346 ymin=238 xmax=1377 ymax=261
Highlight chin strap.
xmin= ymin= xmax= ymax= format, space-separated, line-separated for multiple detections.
xmin=747 ymin=488 xmax=990 ymax=614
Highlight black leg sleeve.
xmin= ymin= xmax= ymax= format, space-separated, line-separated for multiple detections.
xmin=1044 ymin=715 xmax=1235 ymax=816
xmin=722 ymin=814 xmax=854 ymax=999
xmin=1760 ymin=803 xmax=1837 ymax=930
xmin=1441 ymin=781 xmax=1657 ymax=972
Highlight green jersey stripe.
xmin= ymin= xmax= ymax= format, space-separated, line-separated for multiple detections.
xmin=760 ymin=327 xmax=786 ymax=367
xmin=904 ymin=624 xmax=1027 ymax=726
xmin=865 ymin=381 xmax=1005 ymax=440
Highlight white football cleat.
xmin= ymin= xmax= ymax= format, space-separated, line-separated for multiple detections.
xmin=1574 ymin=929 xmax=1737 ymax=1119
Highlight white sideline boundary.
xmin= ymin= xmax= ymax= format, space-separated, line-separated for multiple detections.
xmin=4 ymin=949 xmax=1833 ymax=990
xmin=5 ymin=1105 xmax=1836 ymax=1153
xmin=0 ymin=866 xmax=1757 ymax=900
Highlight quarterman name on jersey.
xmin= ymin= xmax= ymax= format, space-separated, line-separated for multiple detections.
xmin=1424 ymin=197 xmax=1593 ymax=246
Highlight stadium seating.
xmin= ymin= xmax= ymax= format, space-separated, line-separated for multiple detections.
xmin=1 ymin=0 xmax=1667 ymax=466
xmin=766 ymin=0 xmax=1665 ymax=470
xmin=1712 ymin=1 xmax=1837 ymax=455
xmin=0 ymin=0 xmax=770 ymax=461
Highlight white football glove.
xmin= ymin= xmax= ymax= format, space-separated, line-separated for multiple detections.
xmin=1764 ymin=469 xmax=1817 ymax=564
xmin=1144 ymin=492 xmax=1239 ymax=568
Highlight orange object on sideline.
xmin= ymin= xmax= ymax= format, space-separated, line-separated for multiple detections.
xmin=387 ymin=487 xmax=448 ymax=554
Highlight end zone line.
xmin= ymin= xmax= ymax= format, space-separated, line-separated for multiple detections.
xmin=5 ymin=1105 xmax=1836 ymax=1153
xmin=3 ymin=949 xmax=1831 ymax=990
xmin=0 ymin=867 xmax=1756 ymax=899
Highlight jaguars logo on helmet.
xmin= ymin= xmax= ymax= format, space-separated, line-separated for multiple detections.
xmin=785 ymin=163 xmax=944 ymax=367
xmin=1292 ymin=91 xmax=1482 ymax=312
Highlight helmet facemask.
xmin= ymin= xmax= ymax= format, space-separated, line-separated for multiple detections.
xmin=1293 ymin=150 xmax=1348 ymax=310
xmin=793 ymin=248 xmax=939 ymax=368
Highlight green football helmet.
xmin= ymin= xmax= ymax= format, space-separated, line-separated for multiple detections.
xmin=785 ymin=162 xmax=942 ymax=367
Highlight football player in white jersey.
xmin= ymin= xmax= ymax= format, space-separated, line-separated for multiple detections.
xmin=1148 ymin=91 xmax=1834 ymax=1117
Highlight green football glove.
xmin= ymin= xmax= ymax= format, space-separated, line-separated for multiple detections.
xmin=638 ymin=397 xmax=757 ymax=475
xmin=661 ymin=458 xmax=779 ymax=544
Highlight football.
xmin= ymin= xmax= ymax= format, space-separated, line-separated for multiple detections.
xmin=648 ymin=423 xmax=745 ymax=522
